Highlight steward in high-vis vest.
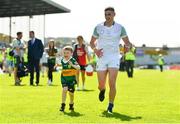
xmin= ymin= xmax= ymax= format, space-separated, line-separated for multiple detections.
xmin=125 ymin=46 xmax=136 ymax=78
xmin=158 ymin=54 xmax=164 ymax=72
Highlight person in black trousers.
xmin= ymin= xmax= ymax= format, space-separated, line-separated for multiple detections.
xmin=124 ymin=46 xmax=136 ymax=78
xmin=46 ymin=39 xmax=57 ymax=85
xmin=28 ymin=31 xmax=44 ymax=86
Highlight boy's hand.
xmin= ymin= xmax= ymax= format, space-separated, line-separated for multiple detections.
xmin=68 ymin=61 xmax=73 ymax=66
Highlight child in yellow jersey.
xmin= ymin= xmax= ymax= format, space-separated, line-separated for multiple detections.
xmin=55 ymin=46 xmax=80 ymax=112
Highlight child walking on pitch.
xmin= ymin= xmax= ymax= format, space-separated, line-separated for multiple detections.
xmin=55 ymin=46 xmax=80 ymax=112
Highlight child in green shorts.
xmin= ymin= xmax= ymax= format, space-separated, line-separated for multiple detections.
xmin=55 ymin=46 xmax=80 ymax=112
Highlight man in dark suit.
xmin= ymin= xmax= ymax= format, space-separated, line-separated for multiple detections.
xmin=28 ymin=31 xmax=44 ymax=86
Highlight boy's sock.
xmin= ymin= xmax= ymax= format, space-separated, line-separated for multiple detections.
xmin=60 ymin=103 xmax=66 ymax=112
xmin=69 ymin=103 xmax=74 ymax=111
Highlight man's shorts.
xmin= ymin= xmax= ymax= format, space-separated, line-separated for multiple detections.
xmin=14 ymin=56 xmax=21 ymax=68
xmin=96 ymin=56 xmax=120 ymax=71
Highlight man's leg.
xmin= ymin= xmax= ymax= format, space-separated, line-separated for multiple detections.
xmin=14 ymin=67 xmax=18 ymax=85
xmin=126 ymin=61 xmax=131 ymax=77
xmin=14 ymin=56 xmax=20 ymax=85
xmin=34 ymin=59 xmax=40 ymax=85
xmin=130 ymin=60 xmax=134 ymax=77
xmin=97 ymin=70 xmax=108 ymax=101
xmin=107 ymin=68 xmax=118 ymax=113
xmin=160 ymin=65 xmax=163 ymax=72
xmin=29 ymin=60 xmax=34 ymax=85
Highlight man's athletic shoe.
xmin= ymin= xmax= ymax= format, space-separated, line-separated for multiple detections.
xmin=99 ymin=89 xmax=105 ymax=102
xmin=107 ymin=103 xmax=114 ymax=114
xmin=69 ymin=104 xmax=74 ymax=111
xmin=60 ymin=103 xmax=65 ymax=112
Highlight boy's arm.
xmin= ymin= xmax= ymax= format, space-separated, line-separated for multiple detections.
xmin=68 ymin=61 xmax=80 ymax=70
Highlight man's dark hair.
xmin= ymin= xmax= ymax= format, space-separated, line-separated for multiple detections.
xmin=17 ymin=32 xmax=22 ymax=36
xmin=105 ymin=7 xmax=115 ymax=12
xmin=30 ymin=31 xmax=34 ymax=34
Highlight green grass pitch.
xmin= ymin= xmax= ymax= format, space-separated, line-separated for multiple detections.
xmin=0 ymin=70 xmax=180 ymax=123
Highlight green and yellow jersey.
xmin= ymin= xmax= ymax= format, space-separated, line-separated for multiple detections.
xmin=61 ymin=57 xmax=78 ymax=86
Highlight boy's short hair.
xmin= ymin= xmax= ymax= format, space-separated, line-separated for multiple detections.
xmin=63 ymin=46 xmax=73 ymax=53
xmin=105 ymin=7 xmax=115 ymax=12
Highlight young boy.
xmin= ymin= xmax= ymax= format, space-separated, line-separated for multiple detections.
xmin=56 ymin=46 xmax=80 ymax=112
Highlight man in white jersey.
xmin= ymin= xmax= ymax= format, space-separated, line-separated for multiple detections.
xmin=90 ymin=7 xmax=133 ymax=113
xmin=12 ymin=32 xmax=25 ymax=85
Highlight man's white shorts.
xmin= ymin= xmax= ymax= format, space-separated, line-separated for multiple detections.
xmin=96 ymin=56 xmax=120 ymax=71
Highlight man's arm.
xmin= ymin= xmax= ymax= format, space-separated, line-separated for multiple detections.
xmin=90 ymin=36 xmax=103 ymax=58
xmin=90 ymin=36 xmax=97 ymax=50
xmin=120 ymin=26 xmax=133 ymax=47
xmin=39 ymin=39 xmax=44 ymax=58
xmin=122 ymin=36 xmax=133 ymax=48
xmin=85 ymin=45 xmax=91 ymax=63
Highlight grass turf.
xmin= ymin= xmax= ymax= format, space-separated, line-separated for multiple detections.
xmin=0 ymin=70 xmax=180 ymax=123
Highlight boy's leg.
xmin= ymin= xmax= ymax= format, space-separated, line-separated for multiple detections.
xmin=62 ymin=87 xmax=68 ymax=103
xmin=69 ymin=92 xmax=74 ymax=104
xmin=69 ymin=92 xmax=74 ymax=111
xmin=60 ymin=86 xmax=68 ymax=112
xmin=68 ymin=85 xmax=75 ymax=111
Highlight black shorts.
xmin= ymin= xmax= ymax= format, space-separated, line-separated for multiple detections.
xmin=80 ymin=65 xmax=86 ymax=71
xmin=62 ymin=83 xmax=75 ymax=93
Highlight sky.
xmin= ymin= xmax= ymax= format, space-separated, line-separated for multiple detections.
xmin=0 ymin=0 xmax=180 ymax=47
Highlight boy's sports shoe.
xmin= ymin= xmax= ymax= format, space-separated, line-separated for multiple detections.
xmin=60 ymin=103 xmax=65 ymax=112
xmin=99 ymin=89 xmax=105 ymax=102
xmin=69 ymin=104 xmax=74 ymax=111
xmin=107 ymin=103 xmax=114 ymax=114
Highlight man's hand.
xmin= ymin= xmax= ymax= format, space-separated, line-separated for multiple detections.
xmin=94 ymin=48 xmax=103 ymax=58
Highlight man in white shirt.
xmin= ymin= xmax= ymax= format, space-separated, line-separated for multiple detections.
xmin=12 ymin=32 xmax=25 ymax=85
xmin=90 ymin=7 xmax=133 ymax=113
